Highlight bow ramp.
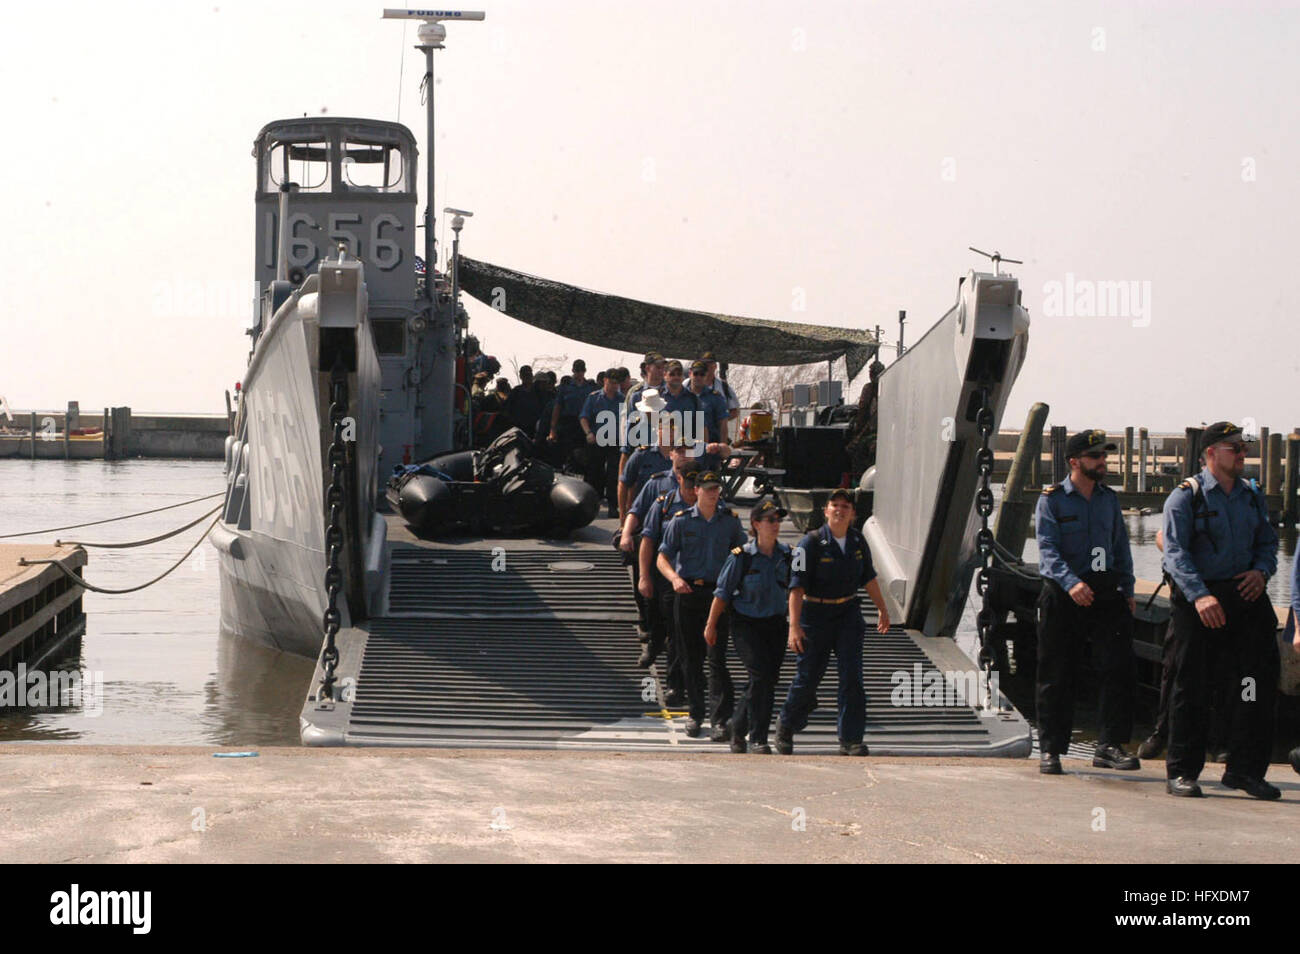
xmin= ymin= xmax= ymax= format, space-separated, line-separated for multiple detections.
xmin=299 ymin=515 xmax=1030 ymax=754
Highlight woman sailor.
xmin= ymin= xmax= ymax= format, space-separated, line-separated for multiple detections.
xmin=704 ymin=499 xmax=791 ymax=753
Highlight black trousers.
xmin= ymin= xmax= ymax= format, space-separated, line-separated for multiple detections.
xmin=628 ymin=558 xmax=649 ymax=634
xmin=584 ymin=444 xmax=621 ymax=511
xmin=1152 ymin=619 xmax=1232 ymax=756
xmin=555 ymin=418 xmax=584 ymax=474
xmin=1166 ymin=582 xmax=1278 ymax=780
xmin=729 ymin=612 xmax=787 ymax=744
xmin=656 ymin=582 xmax=685 ymax=697
xmin=1034 ymin=581 xmax=1136 ymax=755
xmin=674 ymin=584 xmax=734 ymax=726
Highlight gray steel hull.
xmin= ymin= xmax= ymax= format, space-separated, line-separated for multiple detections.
xmin=213 ymin=259 xmax=382 ymax=658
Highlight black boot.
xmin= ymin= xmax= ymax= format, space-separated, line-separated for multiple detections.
xmin=1136 ymin=732 xmax=1165 ymax=760
xmin=774 ymin=720 xmax=794 ymax=755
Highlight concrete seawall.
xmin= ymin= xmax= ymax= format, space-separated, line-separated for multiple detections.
xmin=0 ymin=409 xmax=228 ymax=460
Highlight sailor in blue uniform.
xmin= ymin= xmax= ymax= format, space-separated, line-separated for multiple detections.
xmin=1289 ymin=556 xmax=1300 ymax=778
xmin=705 ymin=499 xmax=791 ymax=753
xmin=549 ymin=359 xmax=598 ymax=467
xmin=686 ymin=358 xmax=733 ymax=470
xmin=580 ymin=369 xmax=627 ymax=517
xmin=657 ymin=471 xmax=746 ymax=739
xmin=618 ymin=434 xmax=687 ymax=643
xmin=1161 ymin=421 xmax=1281 ymax=799
xmin=1034 ymin=429 xmax=1138 ymax=777
xmin=619 ymin=352 xmax=667 ymax=489
xmin=775 ymin=489 xmax=891 ymax=756
xmin=637 ymin=460 xmax=701 ymax=703
xmin=618 ymin=392 xmax=672 ymax=517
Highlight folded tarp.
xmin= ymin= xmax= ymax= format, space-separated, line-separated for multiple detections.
xmin=457 ymin=257 xmax=880 ymax=379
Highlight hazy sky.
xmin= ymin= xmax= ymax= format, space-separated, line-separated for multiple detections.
xmin=2 ymin=0 xmax=1296 ymax=433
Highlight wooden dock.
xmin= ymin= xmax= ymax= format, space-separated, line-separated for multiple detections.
xmin=0 ymin=544 xmax=87 ymax=672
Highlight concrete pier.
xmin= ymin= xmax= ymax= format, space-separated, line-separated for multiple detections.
xmin=0 ymin=544 xmax=86 ymax=671
xmin=0 ymin=747 xmax=1294 ymax=863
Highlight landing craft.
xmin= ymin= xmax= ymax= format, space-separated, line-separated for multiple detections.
xmin=211 ymin=9 xmax=1032 ymax=754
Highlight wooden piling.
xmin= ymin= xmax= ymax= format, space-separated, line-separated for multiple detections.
xmin=29 ymin=411 xmax=37 ymax=460
xmin=102 ymin=407 xmax=112 ymax=461
xmin=1285 ymin=435 xmax=1300 ymax=528
xmin=1267 ymin=433 xmax=1283 ymax=498
xmin=1183 ymin=427 xmax=1203 ymax=478
xmin=1259 ymin=426 xmax=1270 ymax=487
xmin=1123 ymin=426 xmax=1134 ymax=492
xmin=1138 ymin=427 xmax=1149 ymax=492
xmin=994 ymin=402 xmax=1050 ymax=560
xmin=1050 ymin=425 xmax=1067 ymax=483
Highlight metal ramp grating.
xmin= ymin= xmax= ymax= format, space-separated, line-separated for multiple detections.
xmin=301 ymin=545 xmax=1030 ymax=754
xmin=386 ymin=546 xmax=636 ymax=619
xmin=341 ymin=618 xmax=1011 ymax=753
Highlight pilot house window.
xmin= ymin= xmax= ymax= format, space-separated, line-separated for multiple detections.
xmin=266 ymin=141 xmax=330 ymax=193
xmin=342 ymin=140 xmax=406 ymax=192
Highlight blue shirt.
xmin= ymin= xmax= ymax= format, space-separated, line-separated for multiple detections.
xmin=620 ymin=447 xmax=672 ymax=495
xmin=658 ymin=504 xmax=745 ymax=582
xmin=1162 ymin=467 xmax=1278 ymax=602
xmin=620 ymin=383 xmax=699 ymax=453
xmin=790 ymin=524 xmax=876 ymax=625
xmin=641 ymin=487 xmax=694 ymax=546
xmin=715 ymin=540 xmax=791 ymax=619
xmin=620 ymin=382 xmax=658 ymax=454
xmin=629 ymin=470 xmax=678 ymax=523
xmin=579 ymin=389 xmax=623 ymax=434
xmin=1035 ymin=477 xmax=1135 ymax=598
xmin=554 ymin=379 xmax=598 ymax=420
xmin=688 ymin=386 xmax=728 ymax=442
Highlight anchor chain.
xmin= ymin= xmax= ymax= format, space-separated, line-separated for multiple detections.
xmin=320 ymin=364 xmax=349 ymax=701
xmin=972 ymin=385 xmax=1000 ymax=713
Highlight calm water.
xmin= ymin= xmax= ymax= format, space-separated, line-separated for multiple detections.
xmin=0 ymin=460 xmax=1294 ymax=745
xmin=0 ymin=459 xmax=313 ymax=745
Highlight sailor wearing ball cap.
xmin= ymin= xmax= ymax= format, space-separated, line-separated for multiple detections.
xmin=775 ymin=488 xmax=891 ymax=756
xmin=1034 ymin=428 xmax=1138 ymax=777
xmin=657 ymin=469 xmax=746 ymax=739
xmin=705 ymin=499 xmax=792 ymax=753
xmin=1160 ymin=421 xmax=1280 ymax=799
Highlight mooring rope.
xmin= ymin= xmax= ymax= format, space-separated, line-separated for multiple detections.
xmin=0 ymin=491 xmax=225 ymax=539
xmin=18 ymin=515 xmax=221 ymax=595
xmin=56 ymin=504 xmax=222 ymax=548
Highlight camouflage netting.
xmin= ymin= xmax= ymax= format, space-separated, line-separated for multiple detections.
xmin=458 ymin=257 xmax=880 ymax=379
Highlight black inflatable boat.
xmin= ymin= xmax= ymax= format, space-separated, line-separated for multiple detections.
xmin=386 ymin=427 xmax=599 ymax=537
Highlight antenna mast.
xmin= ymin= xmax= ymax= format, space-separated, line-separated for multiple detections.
xmin=382 ymin=9 xmax=485 ymax=298
xmin=968 ymin=246 xmax=1023 ymax=277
